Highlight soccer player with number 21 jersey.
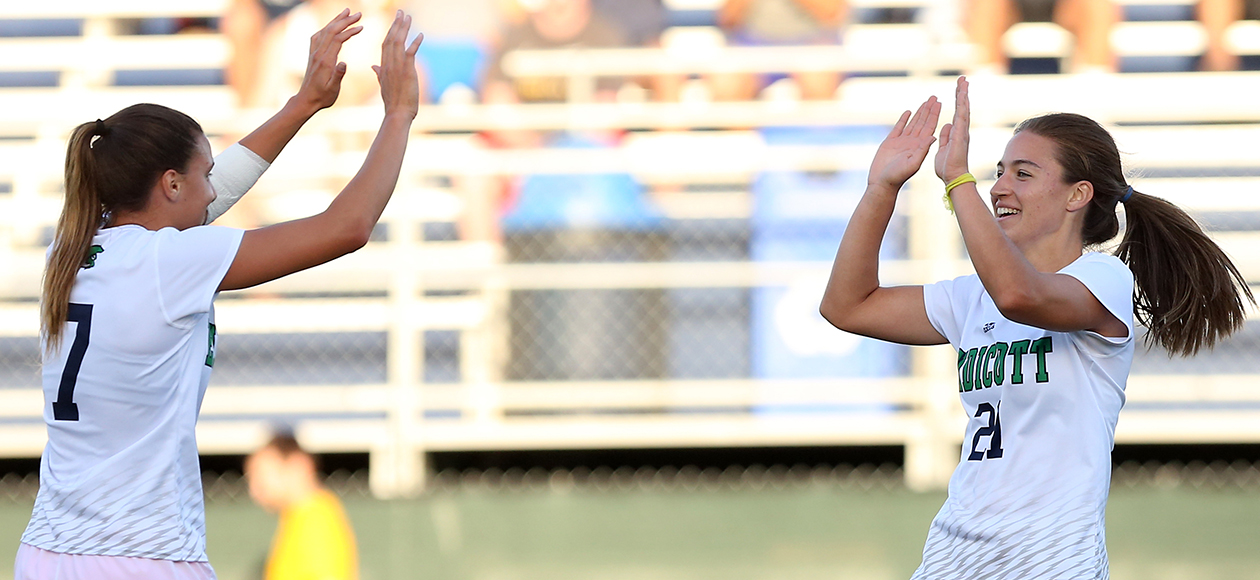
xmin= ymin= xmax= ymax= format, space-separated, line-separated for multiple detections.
xmin=821 ymin=77 xmax=1254 ymax=579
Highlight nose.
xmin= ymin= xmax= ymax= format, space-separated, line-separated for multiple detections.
xmin=990 ymin=173 xmax=1014 ymax=198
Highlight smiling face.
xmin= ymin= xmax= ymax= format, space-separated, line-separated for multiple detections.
xmin=991 ymin=131 xmax=1093 ymax=253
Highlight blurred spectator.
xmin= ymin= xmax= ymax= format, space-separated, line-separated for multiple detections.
xmin=404 ymin=0 xmax=506 ymax=103
xmin=246 ymin=432 xmax=358 ymax=580
xmin=223 ymin=0 xmax=306 ymax=106
xmin=483 ymin=0 xmax=632 ymax=105
xmin=593 ymin=0 xmax=668 ymax=47
xmin=967 ymin=0 xmax=1119 ymax=73
xmin=592 ymin=0 xmax=679 ymax=101
xmin=713 ymin=0 xmax=847 ymax=101
xmin=1199 ymin=0 xmax=1257 ymax=70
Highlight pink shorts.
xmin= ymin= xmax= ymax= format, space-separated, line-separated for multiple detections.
xmin=15 ymin=543 xmax=216 ymax=580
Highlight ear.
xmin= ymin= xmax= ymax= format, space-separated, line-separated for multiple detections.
xmin=159 ymin=169 xmax=182 ymax=203
xmin=1066 ymin=180 xmax=1093 ymax=213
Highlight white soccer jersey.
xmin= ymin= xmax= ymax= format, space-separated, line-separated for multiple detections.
xmin=22 ymin=143 xmax=263 ymax=562
xmin=913 ymin=252 xmax=1135 ymax=580
xmin=22 ymin=224 xmax=243 ymax=561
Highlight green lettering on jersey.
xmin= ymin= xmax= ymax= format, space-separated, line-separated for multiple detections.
xmin=990 ymin=342 xmax=1008 ymax=386
xmin=205 ymin=323 xmax=217 ymax=367
xmin=1008 ymin=339 xmax=1031 ymax=384
xmin=1030 ymin=336 xmax=1053 ymax=383
xmin=973 ymin=345 xmax=989 ymax=389
xmin=82 ymin=245 xmax=104 ymax=269
xmin=961 ymin=348 xmax=978 ymax=392
xmin=957 ymin=349 xmax=967 ymax=392
xmin=982 ymin=344 xmax=997 ymax=388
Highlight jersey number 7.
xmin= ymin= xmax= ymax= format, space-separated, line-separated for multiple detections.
xmin=52 ymin=303 xmax=92 ymax=421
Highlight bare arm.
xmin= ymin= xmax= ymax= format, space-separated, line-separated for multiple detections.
xmin=934 ymin=77 xmax=1126 ymax=337
xmin=820 ymin=97 xmax=948 ymax=346
xmin=207 ymin=10 xmax=364 ymax=224
xmin=220 ymin=11 xmax=423 ymax=292
xmin=240 ymin=9 xmax=363 ymax=161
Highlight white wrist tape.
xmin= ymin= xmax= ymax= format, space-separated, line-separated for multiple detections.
xmin=205 ymin=143 xmax=270 ymax=224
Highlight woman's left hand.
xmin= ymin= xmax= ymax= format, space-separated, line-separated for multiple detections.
xmin=935 ymin=76 xmax=972 ymax=183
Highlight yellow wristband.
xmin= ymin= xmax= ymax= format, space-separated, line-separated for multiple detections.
xmin=943 ymin=173 xmax=976 ymax=213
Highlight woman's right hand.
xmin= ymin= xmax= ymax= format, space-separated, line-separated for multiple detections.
xmin=373 ymin=11 xmax=423 ymax=119
xmin=867 ymin=96 xmax=941 ymax=191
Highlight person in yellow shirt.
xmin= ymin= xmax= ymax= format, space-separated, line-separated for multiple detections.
xmin=246 ymin=433 xmax=358 ymax=580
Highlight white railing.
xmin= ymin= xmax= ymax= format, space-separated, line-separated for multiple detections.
xmin=3 ymin=57 xmax=1260 ymax=497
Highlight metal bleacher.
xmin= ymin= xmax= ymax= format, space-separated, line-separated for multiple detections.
xmin=2 ymin=0 xmax=1260 ymax=499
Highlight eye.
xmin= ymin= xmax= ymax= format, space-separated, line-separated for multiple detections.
xmin=995 ymin=169 xmax=1004 ymax=178
xmin=1017 ymin=170 xmax=1031 ymax=178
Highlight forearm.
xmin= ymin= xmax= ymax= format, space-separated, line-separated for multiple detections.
xmin=323 ymin=113 xmax=414 ymax=235
xmin=238 ymin=96 xmax=322 ymax=163
xmin=206 ymin=143 xmax=270 ymax=223
xmin=821 ymin=183 xmax=899 ymax=316
xmin=950 ymin=183 xmax=1044 ymax=304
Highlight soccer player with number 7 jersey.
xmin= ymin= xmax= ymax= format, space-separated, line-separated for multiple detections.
xmin=17 ymin=9 xmax=421 ymax=579
xmin=821 ymin=77 xmax=1254 ymax=578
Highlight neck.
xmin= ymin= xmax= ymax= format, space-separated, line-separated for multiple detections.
xmin=1018 ymin=230 xmax=1085 ymax=273
xmin=280 ymin=478 xmax=323 ymax=511
xmin=107 ymin=210 xmax=175 ymax=232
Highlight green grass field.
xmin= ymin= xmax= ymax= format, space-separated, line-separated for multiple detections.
xmin=1 ymin=485 xmax=1257 ymax=580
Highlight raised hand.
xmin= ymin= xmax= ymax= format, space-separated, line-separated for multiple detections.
xmin=935 ymin=77 xmax=971 ymax=183
xmin=868 ymin=96 xmax=942 ymax=190
xmin=373 ymin=11 xmax=423 ymax=120
xmin=296 ymin=9 xmax=363 ymax=112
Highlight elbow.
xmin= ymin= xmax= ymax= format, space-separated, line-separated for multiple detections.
xmin=332 ymin=218 xmax=373 ymax=255
xmin=991 ymin=287 xmax=1039 ymax=323
xmin=347 ymin=224 xmax=373 ymax=253
xmin=819 ymin=299 xmax=851 ymax=332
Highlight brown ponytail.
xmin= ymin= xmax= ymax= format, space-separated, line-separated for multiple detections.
xmin=41 ymin=104 xmax=203 ymax=352
xmin=1115 ymin=191 xmax=1253 ymax=356
xmin=42 ymin=123 xmax=104 ymax=352
xmin=1016 ymin=113 xmax=1255 ymax=356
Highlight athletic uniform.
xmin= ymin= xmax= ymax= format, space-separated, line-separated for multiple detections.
xmin=912 ymin=252 xmax=1135 ymax=580
xmin=17 ymin=144 xmax=267 ymax=578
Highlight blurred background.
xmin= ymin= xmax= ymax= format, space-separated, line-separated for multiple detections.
xmin=2 ymin=0 xmax=1260 ymax=578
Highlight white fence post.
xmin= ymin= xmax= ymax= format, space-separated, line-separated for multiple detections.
xmin=373 ymin=212 xmax=427 ymax=498
xmin=904 ymin=166 xmax=963 ymax=491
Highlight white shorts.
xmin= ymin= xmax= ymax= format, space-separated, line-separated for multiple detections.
xmin=14 ymin=543 xmax=216 ymax=580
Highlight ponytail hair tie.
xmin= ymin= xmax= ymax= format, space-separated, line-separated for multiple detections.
xmin=89 ymin=119 xmax=109 ymax=149
xmin=1119 ymin=185 xmax=1134 ymax=204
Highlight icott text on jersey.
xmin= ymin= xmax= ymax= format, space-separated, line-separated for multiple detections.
xmin=957 ymin=337 xmax=1053 ymax=392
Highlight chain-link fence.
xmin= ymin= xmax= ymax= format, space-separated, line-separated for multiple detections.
xmin=4 ymin=88 xmax=1260 ymax=498
xmin=4 ymin=459 xmax=1260 ymax=506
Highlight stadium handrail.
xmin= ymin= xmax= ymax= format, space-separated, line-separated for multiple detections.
xmin=5 ymin=71 xmax=1260 ymax=495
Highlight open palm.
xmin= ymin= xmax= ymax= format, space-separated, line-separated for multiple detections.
xmin=868 ymin=96 xmax=941 ymax=190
